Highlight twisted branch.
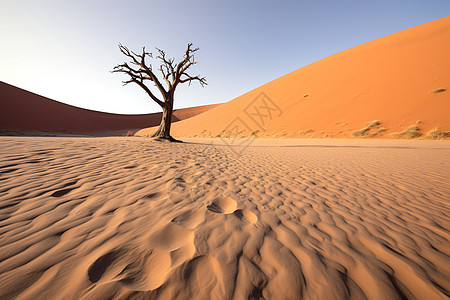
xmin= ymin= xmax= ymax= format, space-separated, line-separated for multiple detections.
xmin=112 ymin=42 xmax=207 ymax=107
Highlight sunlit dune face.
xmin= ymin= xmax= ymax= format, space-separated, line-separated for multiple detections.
xmin=134 ymin=17 xmax=450 ymax=140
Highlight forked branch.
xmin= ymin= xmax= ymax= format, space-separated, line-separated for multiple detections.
xmin=112 ymin=42 xmax=207 ymax=106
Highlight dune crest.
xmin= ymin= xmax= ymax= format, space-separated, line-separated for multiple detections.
xmin=137 ymin=16 xmax=450 ymax=139
xmin=0 ymin=81 xmax=220 ymax=136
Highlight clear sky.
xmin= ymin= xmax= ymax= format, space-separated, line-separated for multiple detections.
xmin=1 ymin=1 xmax=449 ymax=114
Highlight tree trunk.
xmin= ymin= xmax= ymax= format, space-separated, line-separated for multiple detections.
xmin=153 ymin=99 xmax=177 ymax=141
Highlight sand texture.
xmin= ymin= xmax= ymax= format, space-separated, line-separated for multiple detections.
xmin=137 ymin=16 xmax=450 ymax=139
xmin=0 ymin=136 xmax=449 ymax=299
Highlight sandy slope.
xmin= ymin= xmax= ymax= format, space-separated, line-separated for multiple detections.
xmin=0 ymin=136 xmax=448 ymax=299
xmin=137 ymin=16 xmax=450 ymax=139
xmin=0 ymin=81 xmax=220 ymax=136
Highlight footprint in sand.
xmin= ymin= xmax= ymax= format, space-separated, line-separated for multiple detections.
xmin=167 ymin=177 xmax=187 ymax=191
xmin=167 ymin=176 xmax=201 ymax=203
xmin=207 ymin=197 xmax=237 ymax=214
xmin=234 ymin=209 xmax=258 ymax=224
xmin=207 ymin=197 xmax=259 ymax=224
xmin=166 ymin=177 xmax=188 ymax=203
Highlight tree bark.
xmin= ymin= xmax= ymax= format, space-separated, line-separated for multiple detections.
xmin=152 ymin=98 xmax=176 ymax=141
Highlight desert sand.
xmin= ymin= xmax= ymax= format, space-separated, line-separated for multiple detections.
xmin=1 ymin=15 xmax=449 ymax=300
xmin=137 ymin=16 xmax=450 ymax=139
xmin=0 ymin=81 xmax=220 ymax=136
xmin=0 ymin=136 xmax=449 ymax=299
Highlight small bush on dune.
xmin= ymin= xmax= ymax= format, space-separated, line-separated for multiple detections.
xmin=377 ymin=127 xmax=387 ymax=134
xmin=298 ymin=129 xmax=313 ymax=136
xmin=391 ymin=125 xmax=421 ymax=139
xmin=352 ymin=120 xmax=382 ymax=137
xmin=424 ymin=128 xmax=450 ymax=140
xmin=126 ymin=131 xmax=134 ymax=137
xmin=430 ymin=88 xmax=447 ymax=94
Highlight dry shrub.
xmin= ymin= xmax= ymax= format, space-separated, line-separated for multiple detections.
xmin=430 ymin=88 xmax=447 ymax=94
xmin=376 ymin=127 xmax=387 ymax=134
xmin=391 ymin=125 xmax=421 ymax=139
xmin=298 ymin=129 xmax=313 ymax=136
xmin=126 ymin=131 xmax=134 ymax=137
xmin=352 ymin=120 xmax=383 ymax=137
xmin=424 ymin=128 xmax=450 ymax=140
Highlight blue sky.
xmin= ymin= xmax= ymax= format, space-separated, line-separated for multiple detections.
xmin=1 ymin=0 xmax=449 ymax=114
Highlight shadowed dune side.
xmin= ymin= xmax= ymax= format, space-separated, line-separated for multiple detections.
xmin=137 ymin=16 xmax=450 ymax=139
xmin=0 ymin=81 xmax=220 ymax=136
xmin=0 ymin=137 xmax=448 ymax=299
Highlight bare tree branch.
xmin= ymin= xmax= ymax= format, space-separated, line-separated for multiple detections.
xmin=156 ymin=47 xmax=176 ymax=81
xmin=179 ymin=72 xmax=207 ymax=87
xmin=175 ymin=43 xmax=198 ymax=81
xmin=115 ymin=44 xmax=168 ymax=99
xmin=112 ymin=42 xmax=207 ymax=139
xmin=159 ymin=65 xmax=172 ymax=90
xmin=112 ymin=58 xmax=165 ymax=107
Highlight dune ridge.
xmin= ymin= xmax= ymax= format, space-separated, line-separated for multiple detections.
xmin=0 ymin=81 xmax=220 ymax=136
xmin=137 ymin=16 xmax=450 ymax=139
xmin=0 ymin=136 xmax=448 ymax=299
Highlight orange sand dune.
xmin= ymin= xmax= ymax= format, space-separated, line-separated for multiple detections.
xmin=0 ymin=81 xmax=219 ymax=136
xmin=0 ymin=137 xmax=448 ymax=299
xmin=138 ymin=16 xmax=450 ymax=139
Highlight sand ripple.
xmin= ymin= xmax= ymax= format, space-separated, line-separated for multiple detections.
xmin=0 ymin=137 xmax=449 ymax=299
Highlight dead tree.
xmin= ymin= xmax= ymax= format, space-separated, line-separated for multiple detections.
xmin=112 ymin=43 xmax=206 ymax=141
